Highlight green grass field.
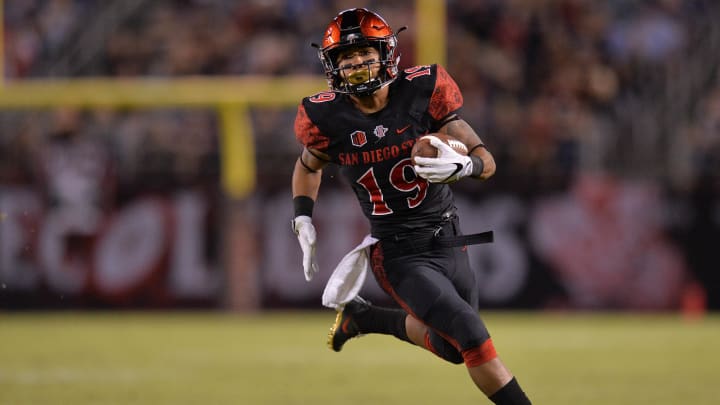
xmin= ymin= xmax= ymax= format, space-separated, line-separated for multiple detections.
xmin=0 ymin=311 xmax=718 ymax=404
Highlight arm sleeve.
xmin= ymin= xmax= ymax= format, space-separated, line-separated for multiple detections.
xmin=294 ymin=103 xmax=329 ymax=151
xmin=428 ymin=65 xmax=464 ymax=122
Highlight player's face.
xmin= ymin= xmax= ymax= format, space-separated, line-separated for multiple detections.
xmin=336 ymin=46 xmax=381 ymax=85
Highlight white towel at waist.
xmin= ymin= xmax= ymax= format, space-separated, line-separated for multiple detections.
xmin=322 ymin=234 xmax=379 ymax=309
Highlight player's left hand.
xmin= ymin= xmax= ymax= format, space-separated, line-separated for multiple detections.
xmin=413 ymin=137 xmax=473 ymax=183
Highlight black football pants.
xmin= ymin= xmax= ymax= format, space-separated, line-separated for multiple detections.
xmin=370 ymin=220 xmax=491 ymax=364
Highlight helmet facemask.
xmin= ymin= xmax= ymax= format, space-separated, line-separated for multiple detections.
xmin=315 ymin=8 xmax=403 ymax=97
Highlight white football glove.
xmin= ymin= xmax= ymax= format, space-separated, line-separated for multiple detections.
xmin=291 ymin=215 xmax=319 ymax=281
xmin=413 ymin=136 xmax=473 ymax=183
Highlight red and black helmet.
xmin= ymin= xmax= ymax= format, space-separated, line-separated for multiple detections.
xmin=316 ymin=8 xmax=402 ymax=96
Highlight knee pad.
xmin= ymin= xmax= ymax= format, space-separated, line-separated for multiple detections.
xmin=448 ymin=309 xmax=491 ymax=351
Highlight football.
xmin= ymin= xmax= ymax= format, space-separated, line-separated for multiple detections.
xmin=411 ymin=133 xmax=468 ymax=165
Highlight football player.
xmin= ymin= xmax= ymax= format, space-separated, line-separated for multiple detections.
xmin=291 ymin=8 xmax=531 ymax=404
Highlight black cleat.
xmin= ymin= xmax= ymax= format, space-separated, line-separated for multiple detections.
xmin=327 ymin=296 xmax=371 ymax=352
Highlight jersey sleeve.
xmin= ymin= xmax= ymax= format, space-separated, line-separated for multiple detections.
xmin=428 ymin=65 xmax=463 ymax=121
xmin=294 ymin=103 xmax=329 ymax=151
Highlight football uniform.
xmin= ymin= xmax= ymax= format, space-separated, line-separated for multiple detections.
xmin=295 ymin=64 xmax=492 ymax=365
xmin=295 ymin=64 xmax=460 ymax=238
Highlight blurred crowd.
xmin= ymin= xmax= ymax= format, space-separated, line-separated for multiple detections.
xmin=448 ymin=0 xmax=719 ymax=196
xmin=0 ymin=0 xmax=718 ymax=209
xmin=0 ymin=107 xmax=220 ymax=209
xmin=3 ymin=0 xmax=718 ymax=193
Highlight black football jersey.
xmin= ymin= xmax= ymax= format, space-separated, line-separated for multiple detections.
xmin=295 ymin=64 xmax=463 ymax=238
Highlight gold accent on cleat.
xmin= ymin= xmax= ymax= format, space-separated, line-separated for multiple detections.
xmin=326 ymin=310 xmax=343 ymax=350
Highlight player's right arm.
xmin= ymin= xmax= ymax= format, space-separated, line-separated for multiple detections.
xmin=291 ymin=102 xmax=331 ymax=281
xmin=291 ymin=148 xmax=328 ymax=282
xmin=292 ymin=101 xmax=331 ymax=200
xmin=292 ymin=147 xmax=328 ymax=200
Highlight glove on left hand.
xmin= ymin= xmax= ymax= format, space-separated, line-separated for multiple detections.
xmin=413 ymin=136 xmax=473 ymax=183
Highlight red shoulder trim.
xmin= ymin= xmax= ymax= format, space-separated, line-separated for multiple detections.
xmin=294 ymin=103 xmax=329 ymax=151
xmin=429 ymin=65 xmax=463 ymax=121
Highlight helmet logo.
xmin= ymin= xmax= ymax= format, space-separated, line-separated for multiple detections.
xmin=350 ymin=130 xmax=368 ymax=147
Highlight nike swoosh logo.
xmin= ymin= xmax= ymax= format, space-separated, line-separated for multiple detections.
xmin=450 ymin=163 xmax=463 ymax=177
xmin=443 ymin=163 xmax=464 ymax=183
xmin=396 ymin=124 xmax=411 ymax=134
